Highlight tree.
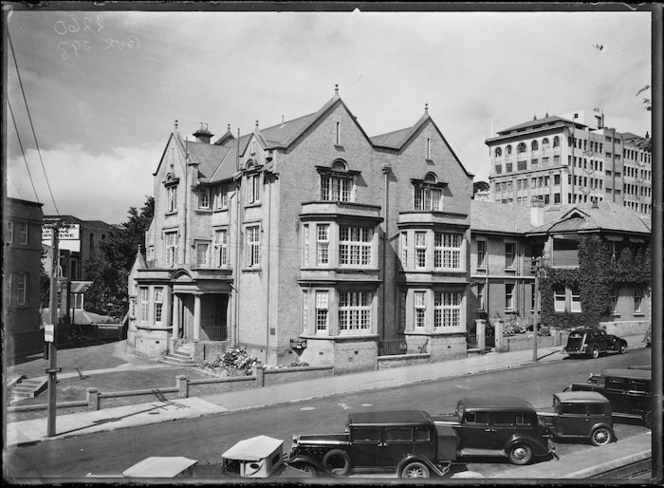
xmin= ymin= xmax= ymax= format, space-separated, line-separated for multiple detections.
xmin=83 ymin=196 xmax=154 ymax=318
xmin=473 ymin=180 xmax=490 ymax=194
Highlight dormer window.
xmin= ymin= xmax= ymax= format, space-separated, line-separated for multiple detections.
xmin=317 ymin=160 xmax=357 ymax=202
xmin=413 ymin=173 xmax=445 ymax=211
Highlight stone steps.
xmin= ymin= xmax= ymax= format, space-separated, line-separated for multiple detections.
xmin=11 ymin=377 xmax=48 ymax=402
xmin=159 ymin=346 xmax=196 ymax=367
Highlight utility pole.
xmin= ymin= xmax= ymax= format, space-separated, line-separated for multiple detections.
xmin=531 ymin=257 xmax=547 ymax=362
xmin=46 ymin=223 xmax=62 ymax=437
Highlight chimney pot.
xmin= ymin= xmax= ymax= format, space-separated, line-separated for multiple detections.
xmin=335 ymin=84 xmax=339 ymax=95
xmin=425 ymin=103 xmax=428 ymax=114
xmin=174 ymin=120 xmax=179 ymax=130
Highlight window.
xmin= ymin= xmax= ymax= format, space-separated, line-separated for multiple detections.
xmin=415 ymin=232 xmax=427 ymax=268
xmin=6 ymin=220 xmax=13 ymax=244
xmin=517 ymin=142 xmax=526 ymax=153
xmin=426 ymin=137 xmax=431 ymax=159
xmin=414 ymin=427 xmax=430 ymax=442
xmin=315 ymin=291 xmax=328 ymax=332
xmin=505 ymin=283 xmax=515 ymax=310
xmin=554 ymin=193 xmax=561 ymax=204
xmin=570 ymin=286 xmax=581 ymax=313
xmin=495 ymin=147 xmax=502 ymax=157
xmin=435 ymin=233 xmax=462 ymax=269
xmin=414 ymin=291 xmax=426 ymax=328
xmin=553 ymin=136 xmax=560 ymax=147
xmin=477 ymin=240 xmax=486 ymax=269
xmin=154 ymin=287 xmax=164 ymax=323
xmin=354 ymin=428 xmax=381 ymax=442
xmin=338 ymin=291 xmax=372 ymax=333
xmin=401 ymin=232 xmax=408 ymax=267
xmin=477 ymin=283 xmax=485 ymax=310
xmin=531 ymin=140 xmax=538 ymax=151
xmin=246 ymin=225 xmax=261 ymax=267
xmin=246 ymin=173 xmax=261 ymax=204
xmin=554 ymin=286 xmax=566 ymax=312
xmin=435 ymin=292 xmax=461 ymax=328
xmin=321 ymin=175 xmax=353 ymax=202
xmin=18 ymin=222 xmax=28 ymax=244
xmin=17 ymin=272 xmax=27 ymax=305
xmin=198 ymin=188 xmax=210 ymax=209
xmin=505 ymin=163 xmax=513 ymax=173
xmin=165 ymin=231 xmax=178 ymax=267
xmin=335 ymin=121 xmax=341 ymax=145
xmin=505 ymin=242 xmax=515 ymax=268
xmin=634 ymin=287 xmax=642 ymax=313
xmin=167 ymin=186 xmax=177 ymax=212
xmin=554 ymin=174 xmax=561 ymax=185
xmin=139 ymin=287 xmax=149 ymax=322
xmin=214 ymin=230 xmax=228 ymax=267
xmin=414 ymin=186 xmax=443 ymax=211
xmin=147 ymin=246 xmax=155 ymax=261
xmin=494 ymin=165 xmax=502 ymax=175
xmin=386 ymin=428 xmax=412 ymax=442
xmin=339 ymin=226 xmax=372 ymax=266
xmin=196 ymin=242 xmax=210 ymax=267
xmin=215 ymin=185 xmax=229 ymax=210
xmin=317 ymin=224 xmax=329 ymax=265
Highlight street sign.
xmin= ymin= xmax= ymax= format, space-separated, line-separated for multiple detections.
xmin=44 ymin=324 xmax=54 ymax=342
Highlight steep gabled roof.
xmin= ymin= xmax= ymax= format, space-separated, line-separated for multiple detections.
xmin=471 ymin=200 xmax=536 ymax=234
xmin=208 ymin=133 xmax=252 ymax=183
xmin=185 ymin=140 xmax=231 ymax=181
xmin=260 ymin=112 xmax=320 ymax=147
xmin=370 ymin=127 xmax=412 ymax=149
xmin=527 ymin=201 xmax=651 ymax=236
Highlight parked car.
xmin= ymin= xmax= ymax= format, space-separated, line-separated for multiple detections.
xmin=432 ymin=396 xmax=557 ymax=465
xmin=537 ymin=392 xmax=616 ymax=446
xmin=221 ymin=435 xmax=315 ymax=478
xmin=289 ymin=410 xmax=456 ymax=478
xmin=564 ymin=368 xmax=653 ymax=428
xmin=563 ymin=328 xmax=627 ymax=359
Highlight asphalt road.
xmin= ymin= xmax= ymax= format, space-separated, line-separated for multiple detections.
xmin=4 ymin=347 xmax=651 ymax=481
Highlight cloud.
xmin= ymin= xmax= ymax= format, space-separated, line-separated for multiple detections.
xmin=6 ymin=141 xmax=161 ymax=224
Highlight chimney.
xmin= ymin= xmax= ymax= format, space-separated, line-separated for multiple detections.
xmin=530 ymin=196 xmax=544 ymax=227
xmin=193 ymin=122 xmax=213 ymax=143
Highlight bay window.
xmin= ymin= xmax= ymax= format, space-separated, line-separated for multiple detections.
xmin=435 ymin=292 xmax=461 ymax=329
xmin=435 ymin=233 xmax=462 ymax=269
xmin=338 ymin=291 xmax=372 ymax=333
xmin=415 ymin=232 xmax=426 ymax=268
xmin=317 ymin=224 xmax=330 ymax=265
xmin=339 ymin=226 xmax=372 ymax=266
xmin=154 ymin=287 xmax=163 ymax=323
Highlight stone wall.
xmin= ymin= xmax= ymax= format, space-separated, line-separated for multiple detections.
xmin=377 ymin=353 xmax=430 ymax=369
xmin=333 ymin=339 xmax=378 ymax=375
xmin=599 ymin=320 xmax=649 ymax=337
xmin=263 ymin=365 xmax=334 ymax=386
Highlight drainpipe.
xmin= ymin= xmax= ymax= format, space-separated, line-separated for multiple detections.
xmin=233 ymin=128 xmax=241 ymax=345
xmin=265 ymin=170 xmax=272 ymax=365
xmin=183 ymin=137 xmax=189 ymax=264
xmin=381 ymin=163 xmax=392 ymax=342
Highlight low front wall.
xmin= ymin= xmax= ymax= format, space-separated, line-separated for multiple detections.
xmin=377 ymin=353 xmax=430 ymax=369
xmin=263 ymin=365 xmax=334 ymax=386
xmin=502 ymin=331 xmax=570 ymax=352
xmin=333 ymin=339 xmax=378 ymax=375
xmin=599 ymin=320 xmax=649 ymax=337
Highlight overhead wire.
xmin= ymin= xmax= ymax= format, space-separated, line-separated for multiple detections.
xmin=7 ymin=27 xmax=60 ymax=215
xmin=7 ymin=98 xmax=40 ymax=202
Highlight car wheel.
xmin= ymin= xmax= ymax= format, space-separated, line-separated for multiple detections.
xmin=401 ymin=461 xmax=430 ymax=478
xmin=508 ymin=443 xmax=533 ymax=465
xmin=322 ymin=449 xmax=351 ymax=476
xmin=591 ymin=347 xmax=600 ymax=359
xmin=590 ymin=427 xmax=613 ymax=446
xmin=290 ymin=462 xmax=318 ymax=476
xmin=619 ymin=344 xmax=627 ymax=354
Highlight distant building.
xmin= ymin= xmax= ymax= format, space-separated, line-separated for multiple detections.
xmin=128 ymin=88 xmax=474 ymax=370
xmin=468 ymin=199 xmax=651 ymax=329
xmin=41 ymin=215 xmax=114 ymax=281
xmin=486 ymin=109 xmax=652 ymax=214
xmin=4 ymin=198 xmax=44 ymax=358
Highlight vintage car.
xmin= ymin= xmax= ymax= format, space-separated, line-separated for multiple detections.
xmin=537 ymin=392 xmax=616 ymax=446
xmin=95 ymin=436 xmax=315 ymax=480
xmin=563 ymin=328 xmax=627 ymax=359
xmin=564 ymin=368 xmax=653 ymax=428
xmin=289 ymin=410 xmax=456 ymax=478
xmin=432 ymin=396 xmax=557 ymax=465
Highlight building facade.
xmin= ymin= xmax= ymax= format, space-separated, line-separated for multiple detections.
xmin=4 ymin=198 xmax=44 ymax=358
xmin=486 ymin=109 xmax=652 ymax=214
xmin=128 ymin=88 xmax=474 ymax=370
xmin=468 ymin=199 xmax=651 ymax=331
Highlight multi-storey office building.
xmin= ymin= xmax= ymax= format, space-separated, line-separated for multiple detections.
xmin=128 ymin=88 xmax=474 ymax=372
xmin=486 ymin=109 xmax=652 ymax=214
xmin=4 ymin=198 xmax=44 ymax=358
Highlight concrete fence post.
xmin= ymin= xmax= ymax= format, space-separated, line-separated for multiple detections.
xmin=494 ymin=319 xmax=508 ymax=353
xmin=254 ymin=364 xmax=265 ymax=388
xmin=176 ymin=375 xmax=189 ymax=399
xmin=475 ymin=319 xmax=486 ymax=353
xmin=86 ymin=388 xmax=100 ymax=411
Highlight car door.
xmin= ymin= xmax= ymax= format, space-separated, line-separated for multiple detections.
xmin=459 ymin=411 xmax=492 ymax=450
xmin=559 ymin=402 xmax=590 ymax=437
xmin=603 ymin=377 xmax=628 ymax=413
xmin=488 ymin=412 xmax=518 ymax=450
xmin=350 ymin=427 xmax=384 ymax=468
xmin=381 ymin=427 xmax=414 ymax=467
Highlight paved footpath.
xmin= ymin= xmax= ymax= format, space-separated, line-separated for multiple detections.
xmin=5 ymin=334 xmax=653 ymax=480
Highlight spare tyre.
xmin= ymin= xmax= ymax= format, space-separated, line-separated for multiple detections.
xmin=322 ymin=449 xmax=351 ymax=476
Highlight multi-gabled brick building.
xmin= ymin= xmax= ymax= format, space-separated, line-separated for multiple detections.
xmin=127 ymin=87 xmax=474 ymax=371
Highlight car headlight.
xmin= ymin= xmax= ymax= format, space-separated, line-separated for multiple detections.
xmin=291 ymin=435 xmax=299 ymax=448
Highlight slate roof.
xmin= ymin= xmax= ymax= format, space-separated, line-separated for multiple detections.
xmin=185 ymin=140 xmax=231 ymax=181
xmin=208 ymin=133 xmax=252 ymax=183
xmin=470 ymin=200 xmax=537 ymax=234
xmin=497 ymin=115 xmax=573 ymax=135
xmin=260 ymin=112 xmax=320 ymax=146
xmin=370 ymin=127 xmax=413 ymax=149
xmin=527 ymin=201 xmax=651 ymax=236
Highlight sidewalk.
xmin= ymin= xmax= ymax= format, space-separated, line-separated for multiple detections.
xmin=5 ymin=334 xmax=651 ymax=478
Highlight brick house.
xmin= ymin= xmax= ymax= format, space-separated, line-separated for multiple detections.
xmin=468 ymin=199 xmax=651 ymax=332
xmin=127 ymin=87 xmax=474 ymax=371
xmin=4 ymin=197 xmax=44 ymax=358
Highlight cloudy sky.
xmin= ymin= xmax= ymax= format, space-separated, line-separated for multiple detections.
xmin=4 ymin=6 xmax=652 ymax=224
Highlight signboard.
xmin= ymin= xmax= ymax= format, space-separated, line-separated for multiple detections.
xmin=44 ymin=324 xmax=54 ymax=343
xmin=42 ymin=224 xmax=80 ymax=242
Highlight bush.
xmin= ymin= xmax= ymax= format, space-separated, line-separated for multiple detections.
xmin=199 ymin=347 xmax=261 ymax=377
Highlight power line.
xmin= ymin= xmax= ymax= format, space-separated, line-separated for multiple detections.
xmin=7 ymin=27 xmax=60 ymax=215
xmin=8 ymin=175 xmax=24 ymax=198
xmin=7 ymin=98 xmax=40 ymax=202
